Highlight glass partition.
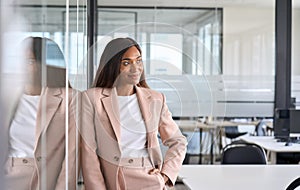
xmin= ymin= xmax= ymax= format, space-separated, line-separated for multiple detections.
xmin=94 ymin=5 xmax=276 ymax=165
xmin=11 ymin=3 xmax=88 ymax=90
xmin=96 ymin=7 xmax=223 ymax=76
xmin=0 ymin=0 xmax=86 ymax=188
xmin=0 ymin=0 xmax=297 ymax=178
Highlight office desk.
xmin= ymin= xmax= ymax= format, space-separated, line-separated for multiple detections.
xmin=207 ymin=120 xmax=259 ymax=155
xmin=241 ymin=136 xmax=300 ymax=164
xmin=175 ymin=120 xmax=215 ymax=164
xmin=176 ymin=120 xmax=258 ymax=164
xmin=206 ymin=120 xmax=259 ymax=127
xmin=179 ymin=165 xmax=300 ymax=190
xmin=175 ymin=120 xmax=213 ymax=131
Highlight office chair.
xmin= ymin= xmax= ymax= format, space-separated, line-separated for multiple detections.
xmin=224 ymin=126 xmax=248 ymax=143
xmin=286 ymin=177 xmax=300 ymax=190
xmin=253 ymin=121 xmax=267 ymax=136
xmin=221 ymin=142 xmax=267 ymax=164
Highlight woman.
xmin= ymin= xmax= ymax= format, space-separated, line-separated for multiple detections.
xmin=81 ymin=37 xmax=187 ymax=189
xmin=5 ymin=37 xmax=78 ymax=190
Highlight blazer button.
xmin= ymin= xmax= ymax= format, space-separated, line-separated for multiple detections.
xmin=114 ymin=156 xmax=119 ymax=161
xmin=22 ymin=159 xmax=28 ymax=164
xmin=37 ymin=157 xmax=42 ymax=161
xmin=128 ymin=159 xmax=133 ymax=163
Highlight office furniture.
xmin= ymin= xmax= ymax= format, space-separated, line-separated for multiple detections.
xmin=179 ymin=165 xmax=300 ymax=190
xmin=207 ymin=120 xmax=260 ymax=161
xmin=240 ymin=136 xmax=300 ymax=164
xmin=286 ymin=177 xmax=300 ymax=190
xmin=175 ymin=120 xmax=215 ymax=164
xmin=253 ymin=120 xmax=273 ymax=136
xmin=175 ymin=120 xmax=201 ymax=164
xmin=224 ymin=126 xmax=248 ymax=142
xmin=254 ymin=121 xmax=267 ymax=136
xmin=176 ymin=120 xmax=259 ymax=164
xmin=221 ymin=142 xmax=267 ymax=164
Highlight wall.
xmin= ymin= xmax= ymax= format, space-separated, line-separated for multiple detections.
xmin=223 ymin=7 xmax=275 ymax=75
xmin=223 ymin=6 xmax=300 ymax=76
xmin=292 ymin=9 xmax=300 ymax=75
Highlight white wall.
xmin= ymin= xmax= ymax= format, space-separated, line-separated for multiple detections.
xmin=223 ymin=6 xmax=300 ymax=76
xmin=292 ymin=9 xmax=300 ymax=75
xmin=223 ymin=7 xmax=275 ymax=75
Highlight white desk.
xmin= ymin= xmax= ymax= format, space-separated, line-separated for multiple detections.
xmin=241 ymin=136 xmax=300 ymax=164
xmin=179 ymin=165 xmax=300 ymax=190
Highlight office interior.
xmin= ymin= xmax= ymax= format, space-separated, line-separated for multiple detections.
xmin=1 ymin=0 xmax=300 ymax=189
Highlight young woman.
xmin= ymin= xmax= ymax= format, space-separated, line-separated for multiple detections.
xmin=81 ymin=37 xmax=187 ymax=189
xmin=5 ymin=37 xmax=78 ymax=190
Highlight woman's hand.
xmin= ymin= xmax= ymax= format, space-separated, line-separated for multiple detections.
xmin=148 ymin=168 xmax=169 ymax=183
xmin=161 ymin=173 xmax=169 ymax=183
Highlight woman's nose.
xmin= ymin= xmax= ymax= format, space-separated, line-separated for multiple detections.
xmin=130 ymin=62 xmax=139 ymax=72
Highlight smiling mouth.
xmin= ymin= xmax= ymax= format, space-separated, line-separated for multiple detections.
xmin=128 ymin=74 xmax=140 ymax=78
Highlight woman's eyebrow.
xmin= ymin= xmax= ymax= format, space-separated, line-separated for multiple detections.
xmin=122 ymin=55 xmax=142 ymax=61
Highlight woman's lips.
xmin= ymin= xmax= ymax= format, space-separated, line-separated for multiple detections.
xmin=128 ymin=74 xmax=140 ymax=79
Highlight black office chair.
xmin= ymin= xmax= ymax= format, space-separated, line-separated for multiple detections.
xmin=221 ymin=142 xmax=267 ymax=164
xmin=224 ymin=126 xmax=248 ymax=143
xmin=286 ymin=177 xmax=300 ymax=190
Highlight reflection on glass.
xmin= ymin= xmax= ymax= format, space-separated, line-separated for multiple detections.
xmin=97 ymin=7 xmax=222 ymax=76
xmin=5 ymin=37 xmax=78 ymax=190
xmin=14 ymin=3 xmax=88 ymax=90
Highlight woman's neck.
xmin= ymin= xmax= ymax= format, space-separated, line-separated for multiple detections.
xmin=116 ymin=85 xmax=135 ymax=96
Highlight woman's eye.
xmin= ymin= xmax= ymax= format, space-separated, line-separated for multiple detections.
xmin=136 ymin=59 xmax=142 ymax=64
xmin=122 ymin=61 xmax=130 ymax=66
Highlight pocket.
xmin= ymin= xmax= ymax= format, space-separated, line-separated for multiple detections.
xmin=5 ymin=164 xmax=35 ymax=190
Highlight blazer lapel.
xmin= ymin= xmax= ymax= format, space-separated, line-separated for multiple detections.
xmin=101 ymin=87 xmax=121 ymax=142
xmin=135 ymin=86 xmax=152 ymax=133
xmin=35 ymin=87 xmax=62 ymax=149
xmin=136 ymin=86 xmax=163 ymax=167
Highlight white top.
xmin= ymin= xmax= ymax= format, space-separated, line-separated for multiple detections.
xmin=179 ymin=165 xmax=300 ymax=190
xmin=9 ymin=94 xmax=40 ymax=158
xmin=118 ymin=94 xmax=149 ymax=158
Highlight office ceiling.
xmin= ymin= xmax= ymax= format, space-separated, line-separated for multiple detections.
xmin=10 ymin=0 xmax=299 ymax=34
xmin=13 ymin=0 xmax=300 ymax=8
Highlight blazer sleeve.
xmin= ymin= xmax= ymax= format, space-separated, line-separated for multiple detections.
xmin=55 ymin=89 xmax=79 ymax=190
xmin=80 ymin=91 xmax=107 ymax=190
xmin=158 ymin=93 xmax=187 ymax=186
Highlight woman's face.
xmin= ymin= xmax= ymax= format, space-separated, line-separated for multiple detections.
xmin=25 ymin=49 xmax=41 ymax=85
xmin=118 ymin=46 xmax=143 ymax=86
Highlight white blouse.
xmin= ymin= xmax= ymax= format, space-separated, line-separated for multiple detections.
xmin=9 ymin=94 xmax=40 ymax=158
xmin=118 ymin=94 xmax=149 ymax=158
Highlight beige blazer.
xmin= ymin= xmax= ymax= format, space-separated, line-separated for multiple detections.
xmin=80 ymin=86 xmax=187 ymax=190
xmin=6 ymin=87 xmax=79 ymax=190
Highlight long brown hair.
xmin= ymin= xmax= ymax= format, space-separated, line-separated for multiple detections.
xmin=92 ymin=37 xmax=149 ymax=88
